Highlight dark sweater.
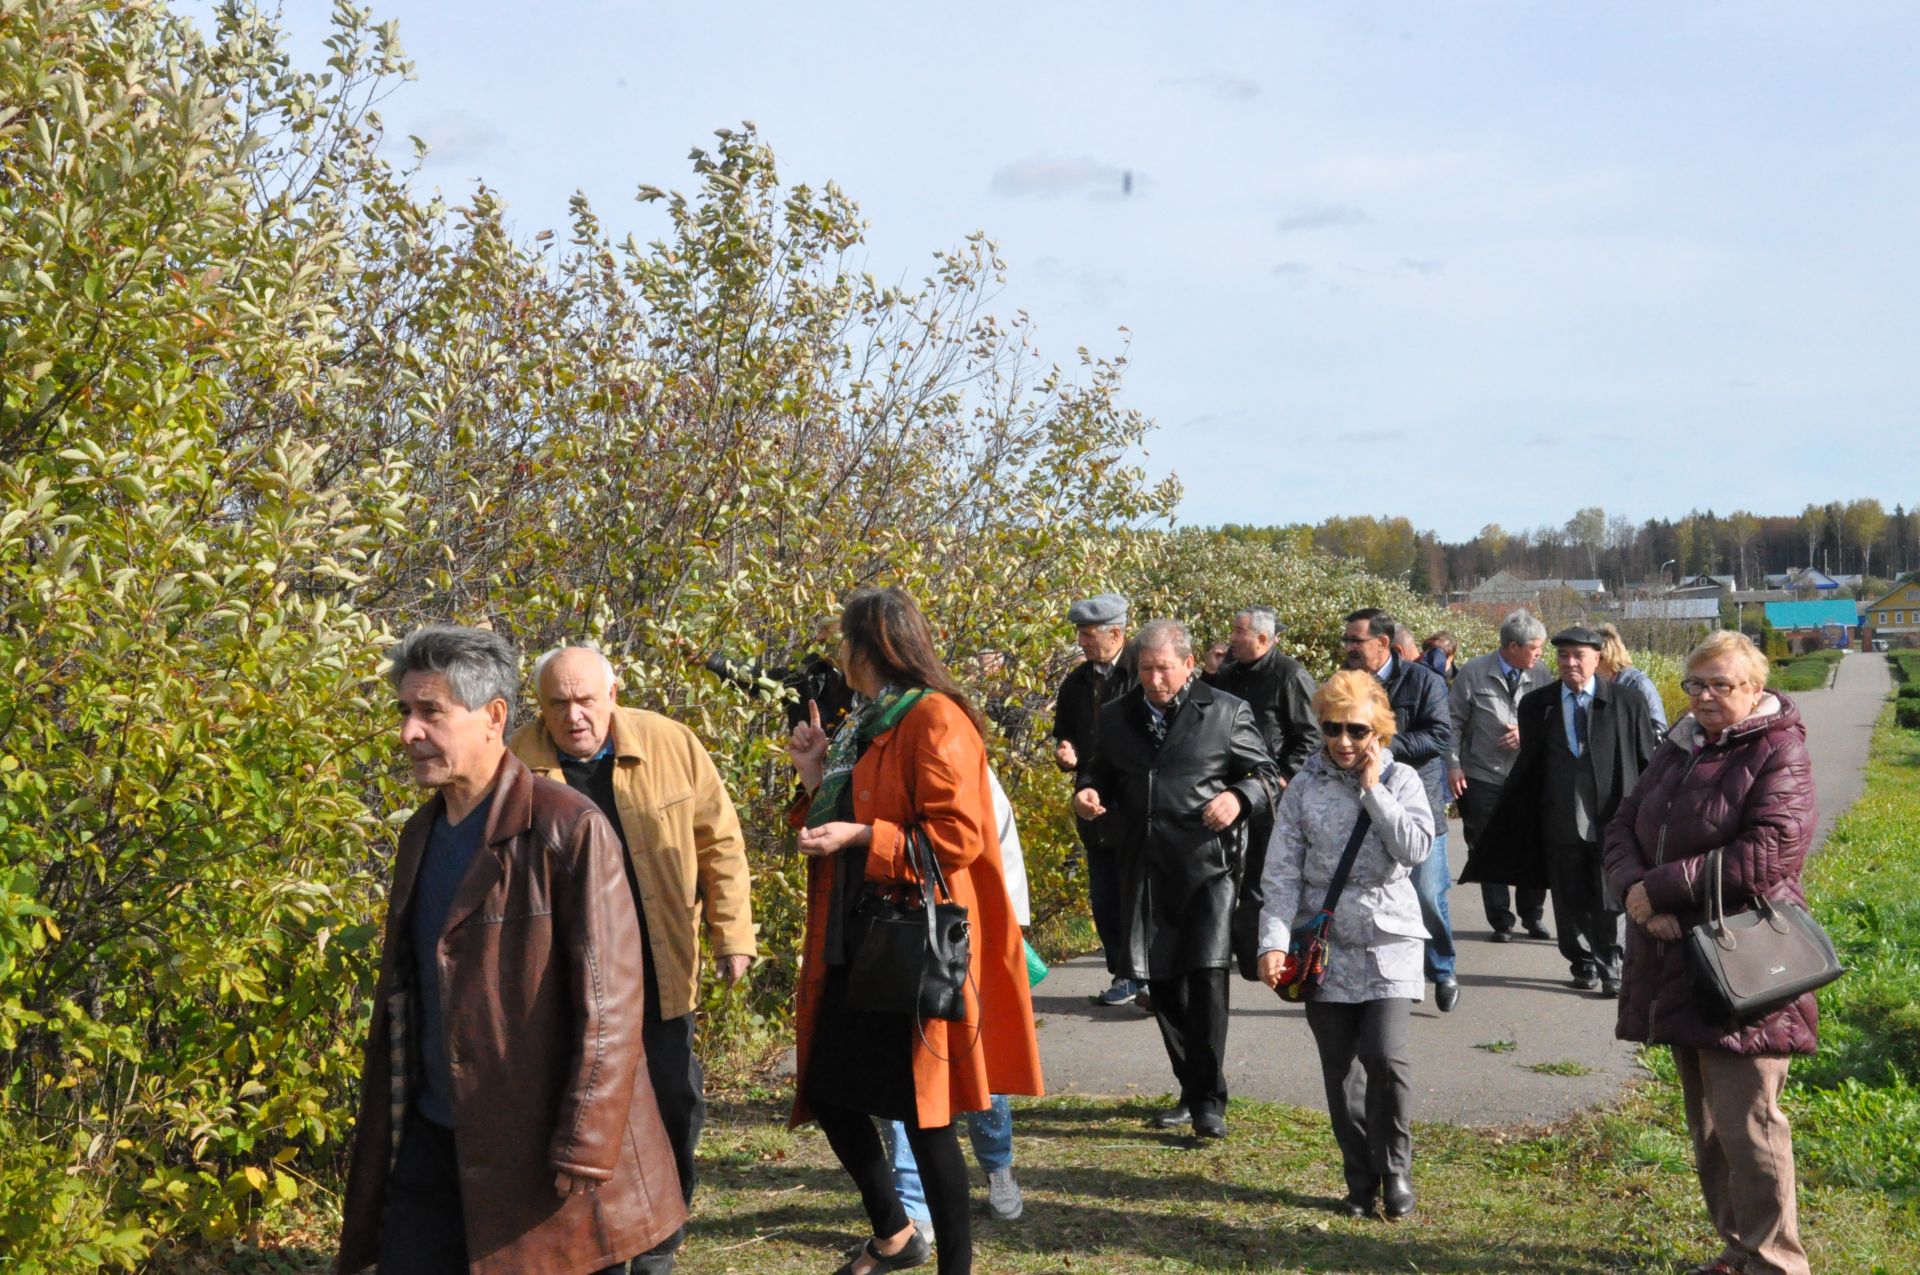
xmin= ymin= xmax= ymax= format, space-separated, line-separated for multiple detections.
xmin=410 ymin=800 xmax=488 ymax=1127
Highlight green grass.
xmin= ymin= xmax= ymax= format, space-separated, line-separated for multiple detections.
xmin=1768 ymin=651 xmax=1841 ymax=692
xmin=1525 ymin=1059 xmax=1597 ymax=1077
xmin=1790 ymin=709 xmax=1920 ymax=1203
xmin=1474 ymin=1039 xmax=1517 ymax=1054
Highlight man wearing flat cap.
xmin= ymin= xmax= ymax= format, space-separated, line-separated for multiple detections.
xmin=1052 ymin=592 xmax=1140 ymax=1007
xmin=1463 ymin=625 xmax=1659 ymax=997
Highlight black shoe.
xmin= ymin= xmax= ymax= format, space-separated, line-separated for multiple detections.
xmin=1192 ymin=1114 xmax=1227 ymax=1140
xmin=1151 ymin=1104 xmax=1191 ymax=1129
xmin=832 ymin=1229 xmax=931 ymax=1274
xmin=1524 ymin=921 xmax=1553 ymax=941
xmin=1488 ymin=929 xmax=1513 ymax=944
xmin=1382 ymin=1174 xmax=1416 ymax=1219
xmin=1338 ymin=1180 xmax=1378 ymax=1218
xmin=1571 ymin=971 xmax=1600 ymax=991
xmin=1134 ymin=988 xmax=1156 ymax=1015
xmin=1435 ymin=979 xmax=1460 ymax=1013
xmin=1599 ymin=975 xmax=1620 ymax=999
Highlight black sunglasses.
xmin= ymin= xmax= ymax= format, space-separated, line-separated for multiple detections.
xmin=1320 ymin=721 xmax=1373 ymax=740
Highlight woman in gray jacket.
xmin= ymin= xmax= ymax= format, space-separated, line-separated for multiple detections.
xmin=1257 ymin=669 xmax=1435 ymax=1221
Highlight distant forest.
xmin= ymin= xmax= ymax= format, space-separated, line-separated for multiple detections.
xmin=1217 ymin=499 xmax=1920 ymax=597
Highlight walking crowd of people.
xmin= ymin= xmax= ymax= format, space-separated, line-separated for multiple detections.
xmin=336 ymin=586 xmax=1822 ymax=1275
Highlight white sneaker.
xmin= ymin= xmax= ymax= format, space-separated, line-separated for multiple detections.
xmin=986 ymin=1167 xmax=1024 ymax=1221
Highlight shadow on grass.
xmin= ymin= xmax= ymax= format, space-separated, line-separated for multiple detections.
xmin=693 ymin=1157 xmax=1642 ymax=1273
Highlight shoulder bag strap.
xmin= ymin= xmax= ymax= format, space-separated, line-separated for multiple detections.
xmin=1317 ymin=806 xmax=1375 ymax=916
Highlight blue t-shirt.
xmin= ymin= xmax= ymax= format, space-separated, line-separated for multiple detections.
xmin=411 ymin=799 xmax=488 ymax=1128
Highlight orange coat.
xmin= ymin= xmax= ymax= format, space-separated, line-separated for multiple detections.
xmin=791 ymin=693 xmax=1044 ymax=1129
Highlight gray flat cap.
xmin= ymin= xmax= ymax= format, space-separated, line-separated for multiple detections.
xmin=1551 ymin=625 xmax=1605 ymax=650
xmin=1067 ymin=592 xmax=1129 ymax=627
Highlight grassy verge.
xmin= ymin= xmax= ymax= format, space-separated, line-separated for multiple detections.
xmin=1787 ymin=706 xmax=1920 ymax=1201
xmin=1768 ymin=648 xmax=1843 ymax=693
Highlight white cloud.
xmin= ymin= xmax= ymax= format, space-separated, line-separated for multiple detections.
xmin=991 ymin=156 xmax=1134 ymax=199
xmin=1275 ymin=204 xmax=1370 ymax=234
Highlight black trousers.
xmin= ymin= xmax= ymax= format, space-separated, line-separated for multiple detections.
xmin=633 ymin=1006 xmax=703 ymax=1270
xmin=1547 ymin=839 xmax=1623 ymax=979
xmin=1459 ymin=779 xmax=1545 ymax=931
xmin=812 ymin=1100 xmax=971 ymax=1275
xmin=1148 ymin=967 xmax=1230 ymax=1120
xmin=375 ymin=1109 xmax=628 ymax=1275
xmin=1304 ymin=999 xmax=1413 ymax=1194
xmin=1081 ymin=822 xmax=1128 ymax=979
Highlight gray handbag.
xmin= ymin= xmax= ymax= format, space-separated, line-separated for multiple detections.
xmin=1685 ymin=847 xmax=1845 ymax=1026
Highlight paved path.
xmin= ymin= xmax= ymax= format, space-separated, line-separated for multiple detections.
xmin=1032 ymin=653 xmax=1891 ymax=1127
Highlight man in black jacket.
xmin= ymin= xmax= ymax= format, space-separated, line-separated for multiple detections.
xmin=1052 ymin=592 xmax=1140 ymax=1007
xmin=1343 ymin=608 xmax=1459 ymax=1011
xmin=1206 ymin=605 xmax=1319 ymax=980
xmin=1463 ymin=626 xmax=1659 ymax=997
xmin=1075 ymin=619 xmax=1278 ymax=1139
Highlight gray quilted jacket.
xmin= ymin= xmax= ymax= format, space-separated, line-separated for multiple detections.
xmin=1257 ymin=752 xmax=1435 ymax=1003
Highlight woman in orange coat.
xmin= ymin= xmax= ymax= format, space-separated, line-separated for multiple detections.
xmin=787 ymin=587 xmax=1043 ymax=1275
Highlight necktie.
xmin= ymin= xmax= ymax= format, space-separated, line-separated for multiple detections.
xmin=1573 ymin=694 xmax=1590 ymax=755
xmin=1504 ymin=668 xmax=1521 ymax=698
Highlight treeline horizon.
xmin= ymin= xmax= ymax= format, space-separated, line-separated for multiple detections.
xmin=1214 ymin=498 xmax=1920 ymax=597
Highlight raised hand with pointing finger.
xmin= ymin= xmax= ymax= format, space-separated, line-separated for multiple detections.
xmin=788 ymin=699 xmax=830 ymax=793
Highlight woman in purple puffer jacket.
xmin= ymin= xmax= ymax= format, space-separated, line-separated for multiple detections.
xmin=1604 ymin=631 xmax=1816 ymax=1275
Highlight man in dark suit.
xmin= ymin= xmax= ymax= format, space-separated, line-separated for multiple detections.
xmin=1052 ymin=592 xmax=1139 ymax=1007
xmin=1075 ymin=619 xmax=1277 ymax=1139
xmin=1342 ymin=608 xmax=1459 ymax=1011
xmin=1464 ymin=626 xmax=1659 ymax=997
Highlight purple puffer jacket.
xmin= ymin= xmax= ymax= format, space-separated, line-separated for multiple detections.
xmin=1603 ymin=692 xmax=1819 ymax=1055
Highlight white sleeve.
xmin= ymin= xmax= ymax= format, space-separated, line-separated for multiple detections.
xmin=988 ymin=769 xmax=1031 ymax=927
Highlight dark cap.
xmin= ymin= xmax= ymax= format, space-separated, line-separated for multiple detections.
xmin=1550 ymin=625 xmax=1604 ymax=650
xmin=1067 ymin=593 xmax=1129 ymax=627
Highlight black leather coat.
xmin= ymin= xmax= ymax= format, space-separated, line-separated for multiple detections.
xmin=1206 ymin=646 xmax=1320 ymax=783
xmin=1078 ymin=680 xmax=1278 ymax=979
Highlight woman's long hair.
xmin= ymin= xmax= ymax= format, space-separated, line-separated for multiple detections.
xmin=840 ymin=587 xmax=986 ymax=734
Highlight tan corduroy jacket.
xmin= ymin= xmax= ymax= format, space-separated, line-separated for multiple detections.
xmin=510 ymin=706 xmax=755 ymax=1020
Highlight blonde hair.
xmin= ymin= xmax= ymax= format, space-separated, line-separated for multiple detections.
xmin=1685 ymin=630 xmax=1770 ymax=690
xmin=1596 ymin=624 xmax=1633 ymax=677
xmin=1313 ymin=670 xmax=1397 ymax=749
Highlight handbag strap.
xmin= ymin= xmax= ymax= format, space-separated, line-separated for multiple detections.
xmin=1704 ymin=846 xmax=1724 ymax=932
xmin=1317 ymin=806 xmax=1375 ymax=917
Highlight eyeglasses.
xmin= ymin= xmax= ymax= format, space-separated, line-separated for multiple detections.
xmin=1339 ymin=635 xmax=1377 ymax=646
xmin=1320 ymin=721 xmax=1373 ymax=740
xmin=1681 ymin=677 xmax=1743 ymax=698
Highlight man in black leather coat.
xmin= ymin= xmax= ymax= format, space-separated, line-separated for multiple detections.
xmin=1075 ymin=619 xmax=1278 ymax=1139
xmin=1205 ymin=605 xmax=1319 ymax=980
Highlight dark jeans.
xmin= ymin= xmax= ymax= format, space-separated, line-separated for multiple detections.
xmin=1548 ymin=839 xmax=1623 ymax=980
xmin=1459 ymin=780 xmax=1546 ymax=931
xmin=635 ymin=1006 xmax=704 ymax=1270
xmin=1304 ymin=998 xmax=1413 ymax=1195
xmin=1081 ymin=824 xmax=1127 ymax=980
xmin=375 ymin=1109 xmax=628 ymax=1275
xmin=813 ymin=1100 xmax=971 ymax=1275
xmin=1148 ymin=967 xmax=1230 ymax=1120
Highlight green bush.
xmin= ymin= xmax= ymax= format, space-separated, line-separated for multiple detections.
xmin=1897 ymin=702 xmax=1920 ymax=730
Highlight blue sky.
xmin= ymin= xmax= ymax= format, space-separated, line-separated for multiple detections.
xmin=254 ymin=1 xmax=1920 ymax=541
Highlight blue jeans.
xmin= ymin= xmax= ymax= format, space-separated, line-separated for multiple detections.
xmin=1413 ymin=830 xmax=1456 ymax=983
xmin=885 ymin=1095 xmax=1013 ymax=1224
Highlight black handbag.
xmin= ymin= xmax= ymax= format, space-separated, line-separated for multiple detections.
xmin=1686 ymin=846 xmax=1845 ymax=1026
xmin=844 ymin=826 xmax=972 ymax=1023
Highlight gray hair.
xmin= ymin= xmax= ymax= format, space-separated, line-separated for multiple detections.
xmin=531 ymin=645 xmax=618 ymax=696
xmin=1498 ymin=609 xmax=1548 ymax=648
xmin=1235 ymin=606 xmax=1277 ymax=638
xmin=386 ymin=625 xmax=520 ymax=718
xmin=1134 ymin=618 xmax=1193 ymax=660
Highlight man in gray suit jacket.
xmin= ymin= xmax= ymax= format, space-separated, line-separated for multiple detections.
xmin=1447 ymin=610 xmax=1554 ymax=943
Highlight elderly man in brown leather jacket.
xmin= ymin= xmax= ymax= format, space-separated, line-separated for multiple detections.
xmin=512 ymin=645 xmax=756 ymax=1274
xmin=337 ymin=626 xmax=684 ymax=1275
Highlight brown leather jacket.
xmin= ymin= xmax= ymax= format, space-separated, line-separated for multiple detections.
xmin=337 ymin=752 xmax=686 ymax=1274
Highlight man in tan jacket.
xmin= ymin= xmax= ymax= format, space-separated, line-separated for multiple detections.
xmin=510 ymin=646 xmax=756 ymax=1274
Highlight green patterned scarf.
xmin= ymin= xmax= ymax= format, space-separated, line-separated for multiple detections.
xmin=806 ymin=685 xmax=926 ymax=827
